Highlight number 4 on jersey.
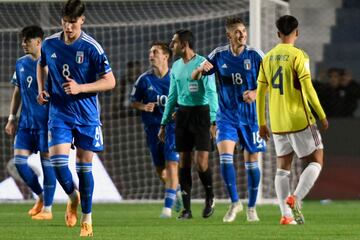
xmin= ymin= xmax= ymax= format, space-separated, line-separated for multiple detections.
xmin=271 ymin=66 xmax=283 ymax=95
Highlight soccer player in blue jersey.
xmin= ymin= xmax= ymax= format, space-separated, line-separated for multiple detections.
xmin=160 ymin=29 xmax=218 ymax=219
xmin=192 ymin=17 xmax=266 ymax=222
xmin=130 ymin=41 xmax=181 ymax=218
xmin=36 ymin=0 xmax=116 ymax=237
xmin=5 ymin=25 xmax=56 ymax=220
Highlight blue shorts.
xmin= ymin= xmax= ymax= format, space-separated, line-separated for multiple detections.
xmin=48 ymin=121 xmax=103 ymax=152
xmin=216 ymin=120 xmax=266 ymax=153
xmin=14 ymin=128 xmax=48 ymax=153
xmin=145 ymin=123 xmax=179 ymax=167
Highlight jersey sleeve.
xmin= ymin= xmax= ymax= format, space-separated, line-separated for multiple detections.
xmin=295 ymin=51 xmax=326 ymax=120
xmin=90 ymin=47 xmax=112 ymax=76
xmin=257 ymin=62 xmax=268 ymax=85
xmin=11 ymin=70 xmax=19 ymax=87
xmin=203 ymin=51 xmax=218 ymax=76
xmin=39 ymin=43 xmax=47 ymax=67
xmin=256 ymin=62 xmax=268 ymax=126
xmin=130 ymin=76 xmax=146 ymax=103
xmin=204 ymin=73 xmax=218 ymax=122
xmin=252 ymin=51 xmax=264 ymax=87
xmin=161 ymin=71 xmax=178 ymax=125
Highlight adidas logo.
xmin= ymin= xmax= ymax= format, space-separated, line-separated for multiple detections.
xmin=221 ymin=63 xmax=227 ymax=68
xmin=20 ymin=67 xmax=24 ymax=72
xmin=51 ymin=53 xmax=57 ymax=58
xmin=148 ymin=86 xmax=154 ymax=91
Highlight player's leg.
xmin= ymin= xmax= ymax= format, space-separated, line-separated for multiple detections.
xmin=161 ymin=124 xmax=180 ymax=218
xmin=287 ymin=125 xmax=323 ymax=224
xmin=13 ymin=129 xmax=44 ymax=216
xmin=48 ymin=127 xmax=79 ymax=227
xmin=75 ymin=124 xmax=104 ymax=237
xmin=32 ymin=130 xmax=56 ymax=220
xmin=273 ymin=133 xmax=297 ymax=224
xmin=239 ymin=124 xmax=265 ymax=222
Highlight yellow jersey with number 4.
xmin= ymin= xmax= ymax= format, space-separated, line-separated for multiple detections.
xmin=256 ymin=43 xmax=326 ymax=133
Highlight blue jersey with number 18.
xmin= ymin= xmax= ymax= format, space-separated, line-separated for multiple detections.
xmin=206 ymin=44 xmax=264 ymax=125
xmin=12 ymin=55 xmax=48 ymax=130
xmin=39 ymin=31 xmax=112 ymax=127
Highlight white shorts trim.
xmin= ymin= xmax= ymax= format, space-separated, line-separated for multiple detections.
xmin=273 ymin=125 xmax=323 ymax=158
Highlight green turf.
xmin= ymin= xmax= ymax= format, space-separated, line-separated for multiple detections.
xmin=0 ymin=201 xmax=359 ymax=239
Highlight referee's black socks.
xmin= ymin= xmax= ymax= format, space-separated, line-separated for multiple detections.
xmin=198 ymin=168 xmax=214 ymax=200
xmin=179 ymin=167 xmax=192 ymax=211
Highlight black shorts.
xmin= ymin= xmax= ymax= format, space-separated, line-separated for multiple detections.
xmin=175 ymin=105 xmax=211 ymax=152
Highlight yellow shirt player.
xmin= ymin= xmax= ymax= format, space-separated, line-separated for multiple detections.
xmin=256 ymin=15 xmax=329 ymax=226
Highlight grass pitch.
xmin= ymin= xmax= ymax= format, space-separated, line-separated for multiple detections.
xmin=0 ymin=201 xmax=359 ymax=239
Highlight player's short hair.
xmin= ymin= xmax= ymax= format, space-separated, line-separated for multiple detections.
xmin=276 ymin=15 xmax=299 ymax=36
xmin=150 ymin=41 xmax=172 ymax=58
xmin=175 ymin=29 xmax=194 ymax=50
xmin=225 ymin=17 xmax=246 ymax=30
xmin=21 ymin=25 xmax=44 ymax=41
xmin=62 ymin=0 xmax=85 ymax=19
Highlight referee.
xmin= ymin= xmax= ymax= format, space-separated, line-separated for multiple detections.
xmin=158 ymin=29 xmax=218 ymax=219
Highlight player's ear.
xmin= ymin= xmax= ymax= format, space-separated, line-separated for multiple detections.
xmin=226 ymin=31 xmax=231 ymax=40
xmin=277 ymin=31 xmax=281 ymax=38
xmin=81 ymin=15 xmax=85 ymax=24
xmin=295 ymin=29 xmax=299 ymax=37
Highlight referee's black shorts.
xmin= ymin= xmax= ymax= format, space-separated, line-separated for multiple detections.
xmin=175 ymin=105 xmax=211 ymax=152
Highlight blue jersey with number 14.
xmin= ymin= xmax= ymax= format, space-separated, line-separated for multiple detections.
xmin=39 ymin=31 xmax=112 ymax=127
xmin=206 ymin=44 xmax=264 ymax=125
xmin=130 ymin=69 xmax=171 ymax=126
xmin=12 ymin=55 xmax=48 ymax=130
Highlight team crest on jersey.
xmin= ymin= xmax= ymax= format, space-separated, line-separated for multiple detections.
xmin=76 ymin=51 xmax=84 ymax=64
xmin=244 ymin=59 xmax=251 ymax=70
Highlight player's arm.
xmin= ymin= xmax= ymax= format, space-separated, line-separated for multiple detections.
xmin=5 ymin=86 xmax=21 ymax=136
xmin=256 ymin=63 xmax=270 ymax=140
xmin=130 ymin=101 xmax=156 ymax=112
xmin=296 ymin=53 xmax=328 ymax=130
xmin=63 ymin=71 xmax=116 ymax=95
xmin=37 ymin=63 xmax=50 ymax=105
xmin=192 ymin=60 xmax=214 ymax=80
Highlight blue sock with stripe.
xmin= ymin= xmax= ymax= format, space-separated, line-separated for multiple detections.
xmin=14 ymin=155 xmax=43 ymax=195
xmin=164 ymin=188 xmax=177 ymax=209
xmin=50 ymin=155 xmax=74 ymax=195
xmin=40 ymin=157 xmax=56 ymax=207
xmin=76 ymin=162 xmax=94 ymax=214
xmin=220 ymin=153 xmax=239 ymax=203
xmin=245 ymin=161 xmax=260 ymax=208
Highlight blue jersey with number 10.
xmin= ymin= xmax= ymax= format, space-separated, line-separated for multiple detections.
xmin=12 ymin=55 xmax=48 ymax=130
xmin=39 ymin=31 xmax=112 ymax=126
xmin=206 ymin=44 xmax=264 ymax=125
xmin=130 ymin=69 xmax=171 ymax=126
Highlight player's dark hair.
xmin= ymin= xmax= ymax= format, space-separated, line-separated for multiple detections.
xmin=175 ymin=29 xmax=194 ymax=50
xmin=276 ymin=15 xmax=298 ymax=36
xmin=62 ymin=0 xmax=85 ymax=19
xmin=21 ymin=25 xmax=44 ymax=41
xmin=225 ymin=17 xmax=246 ymax=30
xmin=150 ymin=41 xmax=172 ymax=59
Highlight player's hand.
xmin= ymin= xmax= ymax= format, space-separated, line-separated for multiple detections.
xmin=143 ymin=102 xmax=156 ymax=112
xmin=5 ymin=120 xmax=16 ymax=136
xmin=210 ymin=124 xmax=217 ymax=139
xmin=63 ymin=77 xmax=82 ymax=95
xmin=200 ymin=60 xmax=214 ymax=73
xmin=243 ymin=90 xmax=256 ymax=103
xmin=259 ymin=125 xmax=270 ymax=141
xmin=37 ymin=90 xmax=50 ymax=105
xmin=171 ymin=111 xmax=176 ymax=120
xmin=158 ymin=126 xmax=165 ymax=143
xmin=320 ymin=118 xmax=329 ymax=130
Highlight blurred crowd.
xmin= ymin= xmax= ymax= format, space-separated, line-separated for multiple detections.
xmin=314 ymin=68 xmax=360 ymax=118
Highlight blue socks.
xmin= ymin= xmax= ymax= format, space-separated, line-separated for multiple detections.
xmin=40 ymin=157 xmax=56 ymax=207
xmin=220 ymin=153 xmax=239 ymax=203
xmin=76 ymin=162 xmax=94 ymax=214
xmin=245 ymin=161 xmax=260 ymax=208
xmin=14 ymin=155 xmax=43 ymax=195
xmin=50 ymin=155 xmax=75 ymax=194
xmin=164 ymin=188 xmax=176 ymax=209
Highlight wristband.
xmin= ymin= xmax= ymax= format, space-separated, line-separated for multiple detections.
xmin=8 ymin=114 xmax=16 ymax=121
